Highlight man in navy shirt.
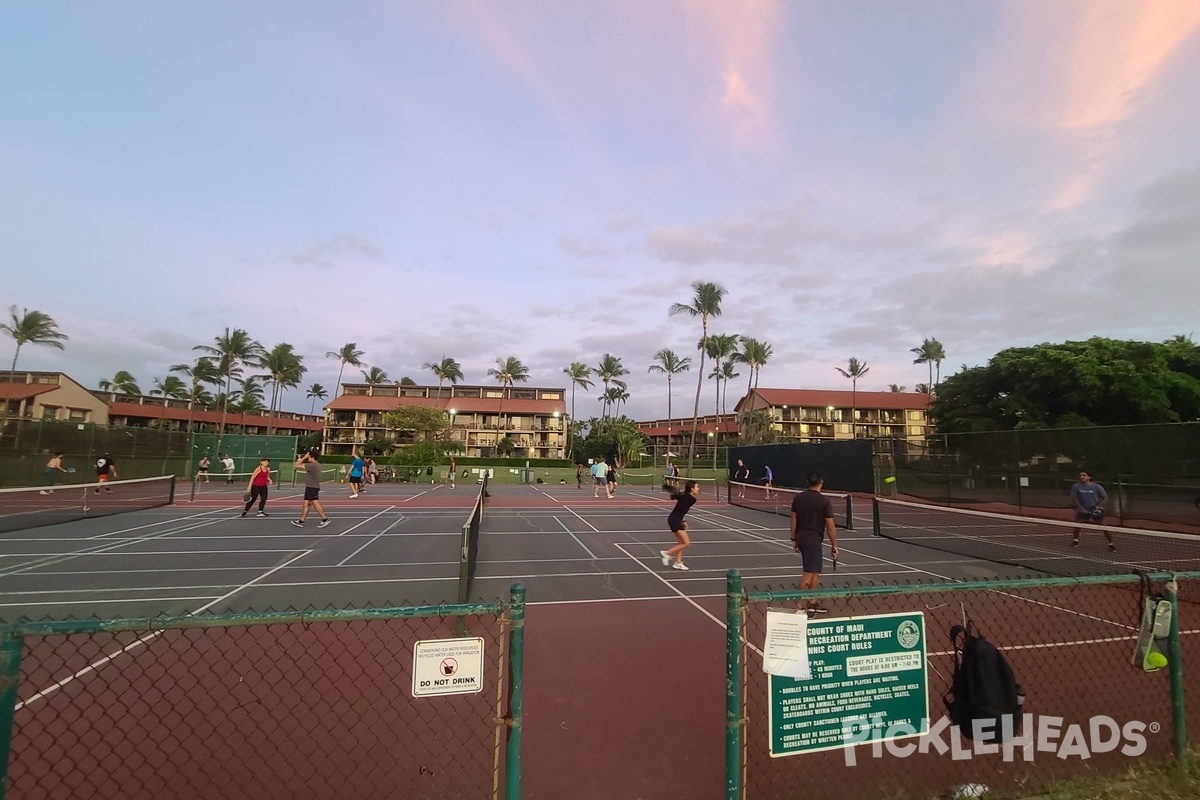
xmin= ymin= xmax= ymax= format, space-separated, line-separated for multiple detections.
xmin=1070 ymin=471 xmax=1115 ymax=552
xmin=790 ymin=473 xmax=840 ymax=615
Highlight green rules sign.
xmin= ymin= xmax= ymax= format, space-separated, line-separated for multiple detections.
xmin=768 ymin=611 xmax=928 ymax=757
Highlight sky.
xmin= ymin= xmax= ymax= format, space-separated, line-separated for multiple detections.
xmin=2 ymin=1 xmax=1199 ymax=421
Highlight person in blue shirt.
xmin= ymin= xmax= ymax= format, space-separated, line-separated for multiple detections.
xmin=763 ymin=464 xmax=774 ymax=499
xmin=348 ymin=452 xmax=365 ymax=499
xmin=1070 ymin=470 xmax=1115 ymax=552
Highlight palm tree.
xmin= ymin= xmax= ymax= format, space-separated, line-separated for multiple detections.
xmin=888 ymin=384 xmax=907 ymax=393
xmin=487 ymin=356 xmax=530 ymax=433
xmin=835 ymin=357 xmax=870 ymax=438
xmin=911 ymin=338 xmax=947 ymax=395
xmin=562 ymin=362 xmax=593 ymax=456
xmin=737 ymin=337 xmax=773 ymax=396
xmin=261 ymin=343 xmax=306 ymax=434
xmin=599 ymin=385 xmax=630 ymax=418
xmin=326 ymin=343 xmax=365 ymax=400
xmin=705 ymin=333 xmax=739 ymax=417
xmin=361 ymin=366 xmax=390 ymax=386
xmin=594 ymin=354 xmax=629 ymax=418
xmin=647 ymin=349 xmax=690 ymax=453
xmin=1 ymin=306 xmax=69 ymax=404
xmin=230 ymin=375 xmax=266 ymax=416
xmin=171 ymin=357 xmax=221 ymax=432
xmin=719 ymin=360 xmax=740 ymax=415
xmin=195 ymin=328 xmax=265 ymax=438
xmin=149 ymin=375 xmax=188 ymax=399
xmin=423 ymin=357 xmax=464 ymax=391
xmin=99 ymin=371 xmax=142 ymax=396
xmin=915 ymin=383 xmax=930 ymax=394
xmin=669 ymin=281 xmax=727 ymax=474
xmin=305 ymin=383 xmax=329 ymax=415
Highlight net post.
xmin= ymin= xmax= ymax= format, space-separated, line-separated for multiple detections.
xmin=168 ymin=475 xmax=177 ymax=505
xmin=0 ymin=627 xmax=24 ymax=800
xmin=504 ymin=582 xmax=526 ymax=800
xmin=189 ymin=473 xmax=198 ymax=502
xmin=725 ymin=569 xmax=744 ymax=800
xmin=872 ymin=496 xmax=881 ymax=536
xmin=1165 ymin=579 xmax=1188 ymax=772
xmin=845 ymin=494 xmax=854 ymax=531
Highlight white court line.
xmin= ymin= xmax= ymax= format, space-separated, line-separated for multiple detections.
xmin=89 ymin=506 xmax=241 ymax=539
xmin=611 ymin=542 xmax=731 ymax=631
xmin=554 ymin=517 xmax=597 ymax=559
xmin=336 ymin=505 xmax=396 ymax=537
xmin=337 ymin=515 xmax=406 ymax=566
xmin=16 ymin=550 xmax=313 ymax=710
xmin=1 ymin=595 xmax=220 ymax=609
xmin=559 ymin=505 xmax=601 ymax=533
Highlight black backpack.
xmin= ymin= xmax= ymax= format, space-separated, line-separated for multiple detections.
xmin=944 ymin=623 xmax=1024 ymax=742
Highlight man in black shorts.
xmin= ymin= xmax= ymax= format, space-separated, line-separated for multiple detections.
xmin=790 ymin=472 xmax=839 ymax=616
xmin=291 ymin=449 xmax=331 ymax=528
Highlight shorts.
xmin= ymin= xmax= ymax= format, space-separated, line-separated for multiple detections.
xmin=304 ymin=487 xmax=321 ymax=502
xmin=1075 ymin=509 xmax=1104 ymax=523
xmin=97 ymin=473 xmax=110 ymax=483
xmin=796 ymin=535 xmax=823 ymax=574
xmin=349 ymin=472 xmax=363 ymax=482
xmin=594 ymin=476 xmax=607 ymax=486
xmin=668 ymin=516 xmax=687 ymax=533
xmin=198 ymin=467 xmax=209 ymax=473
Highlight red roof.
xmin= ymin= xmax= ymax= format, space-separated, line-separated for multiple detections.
xmin=326 ymin=395 xmax=566 ymax=415
xmin=108 ymin=402 xmax=323 ymax=431
xmin=746 ymin=388 xmax=929 ymax=412
xmin=0 ymin=384 xmax=57 ymax=400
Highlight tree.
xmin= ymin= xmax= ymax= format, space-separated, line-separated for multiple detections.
xmin=648 ymin=349 xmax=690 ymax=451
xmin=599 ymin=386 xmax=629 ymax=418
xmin=594 ymin=354 xmax=629 ymax=418
xmin=736 ymin=337 xmax=773 ymax=397
xmin=915 ymin=383 xmax=930 ymax=394
xmin=835 ymin=357 xmax=870 ymax=438
xmin=911 ymin=338 xmax=947 ymax=395
xmin=305 ymin=383 xmax=329 ymax=415
xmin=326 ymin=343 xmax=365 ymax=400
xmin=719 ymin=359 xmax=740 ymax=415
xmin=487 ymin=356 xmax=530 ymax=430
xmin=230 ymin=375 xmax=266 ymax=416
xmin=398 ymin=376 xmax=416 ymax=385
xmin=2 ymin=306 xmax=69 ymax=397
xmin=261 ymin=343 xmax=306 ymax=434
xmin=930 ymin=337 xmax=1200 ymax=433
xmin=737 ymin=408 xmax=779 ymax=445
xmin=562 ymin=362 xmax=593 ymax=456
xmin=705 ymin=333 xmax=739 ymax=416
xmin=889 ymin=384 xmax=907 ymax=393
xmin=424 ymin=356 xmax=464 ymax=389
xmin=495 ymin=436 xmax=516 ymax=457
xmin=149 ymin=375 xmax=189 ymax=399
xmin=670 ymin=281 xmax=726 ymax=475
xmin=99 ymin=371 xmax=142 ymax=396
xmin=361 ymin=366 xmax=390 ymax=386
xmin=195 ymin=328 xmax=265 ymax=437
xmin=171 ymin=357 xmax=221 ymax=432
xmin=382 ymin=406 xmax=449 ymax=442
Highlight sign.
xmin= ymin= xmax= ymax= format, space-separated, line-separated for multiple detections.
xmin=763 ymin=610 xmax=811 ymax=680
xmin=768 ymin=612 xmax=927 ymax=757
xmin=412 ymin=637 xmax=485 ymax=697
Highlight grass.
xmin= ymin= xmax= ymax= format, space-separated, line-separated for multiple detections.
xmin=1010 ymin=753 xmax=1200 ymax=799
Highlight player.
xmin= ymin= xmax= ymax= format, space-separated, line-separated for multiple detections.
xmin=606 ymin=461 xmax=617 ymax=498
xmin=790 ymin=473 xmax=840 ymax=615
xmin=94 ymin=452 xmax=117 ymax=493
xmin=40 ymin=453 xmax=68 ymax=495
xmin=348 ymin=452 xmax=365 ymax=498
xmin=1070 ymin=471 xmax=1115 ymax=552
xmin=241 ymin=457 xmax=273 ymax=517
xmin=733 ymin=459 xmax=749 ymax=498
xmin=591 ymin=458 xmax=609 ymax=498
xmin=196 ymin=454 xmax=211 ymax=483
xmin=660 ymin=480 xmax=699 ymax=571
xmin=292 ymin=450 xmax=331 ymax=528
xmin=763 ymin=464 xmax=774 ymax=499
xmin=221 ymin=453 xmax=236 ymax=484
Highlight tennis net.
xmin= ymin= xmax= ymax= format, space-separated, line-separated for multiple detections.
xmin=727 ymin=482 xmax=853 ymax=529
xmin=0 ymin=476 xmax=177 ymax=535
xmin=660 ymin=475 xmax=721 ymax=501
xmin=191 ymin=470 xmax=281 ymax=500
xmin=457 ymin=473 xmax=489 ymax=603
xmin=873 ymin=497 xmax=1200 ymax=577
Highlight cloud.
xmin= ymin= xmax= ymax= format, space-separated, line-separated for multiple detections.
xmin=290 ymin=234 xmax=385 ymax=270
xmin=558 ymin=236 xmax=613 ymax=260
xmin=605 ymin=214 xmax=639 ymax=232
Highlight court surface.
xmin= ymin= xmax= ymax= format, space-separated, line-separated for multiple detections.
xmin=2 ymin=479 xmax=1144 ymax=799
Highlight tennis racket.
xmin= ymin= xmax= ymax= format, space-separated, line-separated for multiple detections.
xmin=242 ymin=492 xmax=253 ymax=503
xmin=67 ymin=467 xmax=76 ymax=473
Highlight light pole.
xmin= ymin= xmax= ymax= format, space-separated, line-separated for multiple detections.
xmin=709 ymin=430 xmax=717 ymax=470
xmin=827 ymin=405 xmax=835 ymax=441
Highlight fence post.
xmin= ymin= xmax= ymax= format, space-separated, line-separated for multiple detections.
xmin=0 ymin=628 xmax=25 ymax=800
xmin=505 ymin=582 xmax=526 ymax=800
xmin=726 ymin=570 xmax=744 ymax=800
xmin=1165 ymin=579 xmax=1188 ymax=771
xmin=872 ymin=496 xmax=881 ymax=537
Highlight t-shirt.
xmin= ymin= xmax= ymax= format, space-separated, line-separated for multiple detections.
xmin=1070 ymin=482 xmax=1107 ymax=511
xmin=790 ymin=490 xmax=833 ymax=540
xmin=734 ymin=464 xmax=749 ymax=480
xmin=96 ymin=456 xmax=114 ymax=476
xmin=350 ymin=456 xmax=365 ymax=478
xmin=222 ymin=457 xmax=235 ymax=472
xmin=592 ymin=463 xmax=607 ymax=478
xmin=304 ymin=461 xmax=323 ymax=490
xmin=668 ymin=493 xmax=696 ymax=523
xmin=764 ymin=467 xmax=773 ymax=482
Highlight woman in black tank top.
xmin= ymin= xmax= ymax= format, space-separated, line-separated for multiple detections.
xmin=660 ymin=480 xmax=699 ymax=571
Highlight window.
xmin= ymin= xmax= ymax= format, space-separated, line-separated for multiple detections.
xmin=41 ymin=405 xmax=60 ymax=420
xmin=907 ymin=410 xmax=925 ymax=421
xmin=908 ymin=426 xmax=924 ymax=436
xmin=68 ymin=408 xmax=89 ymax=422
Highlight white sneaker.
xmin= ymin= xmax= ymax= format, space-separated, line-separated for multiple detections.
xmin=660 ymin=551 xmax=671 ymax=567
xmin=349 ymin=493 xmax=358 ymax=499
xmin=291 ymin=520 xmax=304 ymax=527
xmin=671 ymin=562 xmax=689 ymax=571
xmin=256 ymin=512 xmax=268 ymax=517
xmin=318 ymin=519 xmax=331 ymax=528
xmin=39 ymin=490 xmax=50 ymax=495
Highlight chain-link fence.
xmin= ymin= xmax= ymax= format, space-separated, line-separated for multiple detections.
xmin=889 ymin=423 xmax=1200 ymax=531
xmin=2 ymin=587 xmax=526 ymax=800
xmin=725 ymin=572 xmax=1196 ymax=800
xmin=0 ymin=418 xmax=192 ymax=487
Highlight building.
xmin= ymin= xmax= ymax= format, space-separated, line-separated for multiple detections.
xmin=737 ymin=388 xmax=930 ymax=448
xmin=323 ymin=383 xmax=567 ymax=458
xmin=0 ymin=371 xmax=322 ymax=436
xmin=635 ymin=413 xmax=740 ymax=457
xmin=0 ymin=372 xmax=110 ymax=424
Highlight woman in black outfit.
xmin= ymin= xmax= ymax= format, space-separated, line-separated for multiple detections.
xmin=660 ymin=480 xmax=699 ymax=571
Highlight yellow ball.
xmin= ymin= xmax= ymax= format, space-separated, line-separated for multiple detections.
xmin=1147 ymin=652 xmax=1168 ymax=669
xmin=884 ymin=476 xmax=896 ymax=484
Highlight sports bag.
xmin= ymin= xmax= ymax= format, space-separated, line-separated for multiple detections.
xmin=944 ymin=622 xmax=1024 ymax=742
